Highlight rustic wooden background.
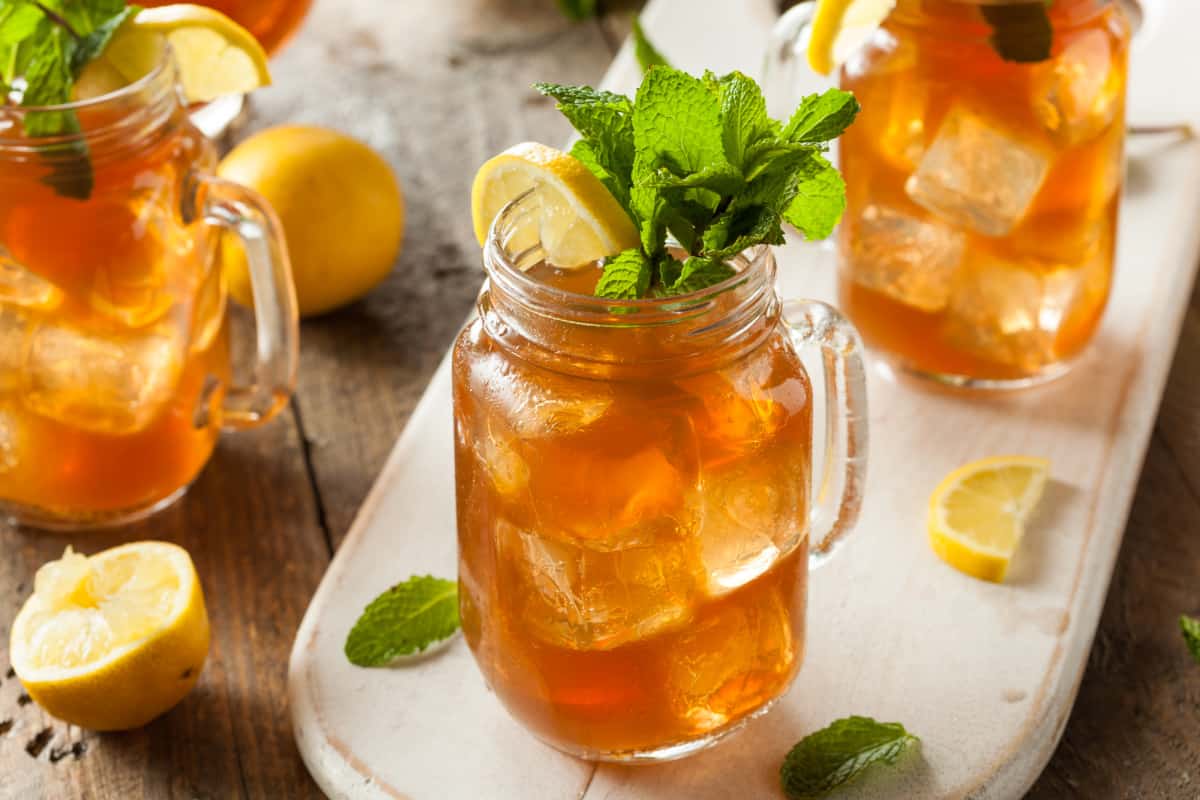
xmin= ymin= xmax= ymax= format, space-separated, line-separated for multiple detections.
xmin=1 ymin=0 xmax=1197 ymax=797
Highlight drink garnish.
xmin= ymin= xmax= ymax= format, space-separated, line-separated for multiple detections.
xmin=928 ymin=456 xmax=1050 ymax=583
xmin=344 ymin=575 xmax=461 ymax=667
xmin=981 ymin=1 xmax=1053 ymax=64
xmin=536 ymin=69 xmax=858 ymax=299
xmin=1182 ymin=615 xmax=1200 ymax=664
xmin=1 ymin=0 xmax=141 ymax=199
xmin=1 ymin=1 xmax=270 ymax=201
xmin=780 ymin=716 xmax=920 ymax=799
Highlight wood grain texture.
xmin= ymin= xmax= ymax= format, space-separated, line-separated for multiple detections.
xmin=0 ymin=422 xmax=329 ymax=800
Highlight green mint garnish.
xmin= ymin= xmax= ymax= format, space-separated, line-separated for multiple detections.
xmin=631 ymin=16 xmax=669 ymax=74
xmin=1181 ymin=615 xmax=1200 ymax=664
xmin=981 ymin=1 xmax=1054 ymax=64
xmin=344 ymin=575 xmax=461 ymax=667
xmin=555 ymin=0 xmax=597 ymax=22
xmin=780 ymin=716 xmax=920 ymax=800
xmin=1 ymin=0 xmax=141 ymax=200
xmin=536 ymin=69 xmax=857 ymax=299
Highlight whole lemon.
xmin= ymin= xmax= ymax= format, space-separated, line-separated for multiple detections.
xmin=218 ymin=125 xmax=405 ymax=317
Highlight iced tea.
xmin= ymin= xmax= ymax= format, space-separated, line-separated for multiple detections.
xmin=454 ymin=225 xmax=826 ymax=758
xmin=837 ymin=0 xmax=1129 ymax=384
xmin=0 ymin=54 xmax=296 ymax=527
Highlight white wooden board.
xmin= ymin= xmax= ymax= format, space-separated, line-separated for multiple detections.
xmin=288 ymin=1 xmax=1200 ymax=797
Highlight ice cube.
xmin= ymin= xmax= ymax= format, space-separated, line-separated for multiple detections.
xmin=679 ymin=336 xmax=810 ymax=465
xmin=469 ymin=352 xmax=611 ymax=438
xmin=944 ymin=259 xmax=1088 ymax=372
xmin=845 ymin=205 xmax=965 ymax=312
xmin=499 ymin=519 xmax=697 ymax=651
xmin=0 ymin=306 xmax=31 ymax=393
xmin=24 ymin=321 xmax=184 ymax=435
xmin=87 ymin=187 xmax=175 ymax=328
xmin=528 ymin=443 xmax=700 ymax=550
xmin=0 ymin=246 xmax=63 ymax=311
xmin=476 ymin=428 xmax=531 ymax=499
xmin=1033 ymin=30 xmax=1122 ymax=146
xmin=668 ymin=583 xmax=796 ymax=730
xmin=907 ymin=107 xmax=1051 ymax=237
xmin=697 ymin=451 xmax=809 ymax=596
xmin=0 ymin=408 xmax=22 ymax=473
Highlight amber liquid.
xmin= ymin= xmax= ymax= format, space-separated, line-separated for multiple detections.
xmin=0 ymin=112 xmax=230 ymax=521
xmin=141 ymin=0 xmax=313 ymax=55
xmin=838 ymin=0 xmax=1129 ymax=382
xmin=454 ymin=264 xmax=812 ymax=756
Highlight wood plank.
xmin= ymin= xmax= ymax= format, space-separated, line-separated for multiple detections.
xmin=0 ymin=417 xmax=328 ymax=799
xmin=253 ymin=0 xmax=619 ymax=544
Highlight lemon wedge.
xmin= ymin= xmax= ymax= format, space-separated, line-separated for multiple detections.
xmin=808 ymin=0 xmax=897 ymax=75
xmin=471 ymin=142 xmax=639 ymax=269
xmin=100 ymin=4 xmax=271 ymax=103
xmin=10 ymin=542 xmax=210 ymax=731
xmin=928 ymin=456 xmax=1051 ymax=583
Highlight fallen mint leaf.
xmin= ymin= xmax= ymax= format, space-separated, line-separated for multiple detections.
xmin=1181 ymin=615 xmax=1200 ymax=664
xmin=781 ymin=716 xmax=920 ymax=800
xmin=345 ymin=575 xmax=460 ymax=667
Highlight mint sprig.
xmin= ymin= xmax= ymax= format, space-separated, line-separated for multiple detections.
xmin=1181 ymin=615 xmax=1200 ymax=664
xmin=1 ymin=0 xmax=140 ymax=200
xmin=344 ymin=575 xmax=461 ymax=667
xmin=536 ymin=69 xmax=857 ymax=299
xmin=780 ymin=716 xmax=920 ymax=799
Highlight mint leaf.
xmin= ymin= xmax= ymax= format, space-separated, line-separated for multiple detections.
xmin=982 ymin=2 xmax=1053 ymax=64
xmin=1182 ymin=615 xmax=1200 ymax=664
xmin=713 ymin=71 xmax=775 ymax=169
xmin=664 ymin=256 xmax=735 ymax=295
xmin=537 ymin=82 xmax=635 ymax=213
xmin=784 ymin=88 xmax=862 ymax=145
xmin=344 ymin=575 xmax=460 ymax=667
xmin=633 ymin=67 xmax=727 ymax=181
xmin=596 ymin=248 xmax=652 ymax=300
xmin=781 ymin=716 xmax=920 ymax=800
xmin=784 ymin=154 xmax=847 ymax=241
xmin=556 ymin=0 xmax=596 ymax=21
xmin=72 ymin=5 xmax=138 ymax=73
xmin=631 ymin=15 xmax=669 ymax=74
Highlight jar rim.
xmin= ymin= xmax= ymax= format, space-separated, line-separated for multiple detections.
xmin=483 ymin=188 xmax=776 ymax=329
xmin=0 ymin=44 xmax=177 ymax=149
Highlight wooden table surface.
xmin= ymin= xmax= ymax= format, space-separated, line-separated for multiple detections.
xmin=1 ymin=1 xmax=1198 ymax=798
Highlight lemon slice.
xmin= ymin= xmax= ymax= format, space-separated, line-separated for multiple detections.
xmin=808 ymin=0 xmax=897 ymax=75
xmin=101 ymin=4 xmax=271 ymax=103
xmin=928 ymin=456 xmax=1050 ymax=583
xmin=10 ymin=542 xmax=210 ymax=731
xmin=471 ymin=142 xmax=640 ymax=269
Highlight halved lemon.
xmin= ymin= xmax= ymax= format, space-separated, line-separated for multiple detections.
xmin=97 ymin=4 xmax=271 ymax=103
xmin=470 ymin=142 xmax=639 ymax=268
xmin=10 ymin=542 xmax=210 ymax=731
xmin=928 ymin=456 xmax=1051 ymax=583
xmin=808 ymin=0 xmax=898 ymax=76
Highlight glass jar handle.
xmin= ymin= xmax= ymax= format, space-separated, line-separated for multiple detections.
xmin=189 ymin=174 xmax=299 ymax=429
xmin=763 ymin=3 xmax=836 ymax=118
xmin=783 ymin=299 xmax=869 ymax=568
